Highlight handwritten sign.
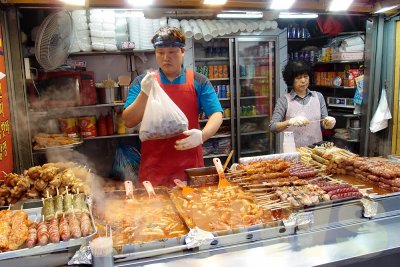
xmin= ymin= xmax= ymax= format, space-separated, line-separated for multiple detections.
xmin=0 ymin=24 xmax=13 ymax=179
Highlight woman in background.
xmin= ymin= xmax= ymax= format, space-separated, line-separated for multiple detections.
xmin=269 ymin=60 xmax=336 ymax=147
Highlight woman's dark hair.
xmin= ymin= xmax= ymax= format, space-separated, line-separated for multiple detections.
xmin=282 ymin=60 xmax=312 ymax=86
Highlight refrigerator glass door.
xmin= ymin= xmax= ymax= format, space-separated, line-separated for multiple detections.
xmin=235 ymin=37 xmax=276 ymax=158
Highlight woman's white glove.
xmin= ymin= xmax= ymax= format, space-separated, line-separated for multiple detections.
xmin=175 ymin=129 xmax=203 ymax=150
xmin=323 ymin=116 xmax=336 ymax=129
xmin=288 ymin=116 xmax=310 ymax=127
xmin=140 ymin=72 xmax=156 ymax=96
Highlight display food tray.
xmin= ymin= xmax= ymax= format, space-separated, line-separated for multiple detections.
xmin=33 ymin=139 xmax=83 ymax=152
xmin=0 ymin=203 xmax=97 ymax=261
xmin=198 ymin=222 xmax=295 ymax=250
xmin=367 ymin=191 xmax=400 ymax=219
xmin=95 ymin=189 xmax=189 ymax=260
xmin=295 ymin=199 xmax=365 ymax=232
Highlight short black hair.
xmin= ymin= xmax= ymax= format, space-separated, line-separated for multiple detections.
xmin=151 ymin=26 xmax=185 ymax=48
xmin=282 ymin=60 xmax=312 ymax=86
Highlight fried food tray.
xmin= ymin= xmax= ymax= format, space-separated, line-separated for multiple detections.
xmin=94 ymin=189 xmax=189 ymax=260
xmin=0 ymin=200 xmax=97 ymax=261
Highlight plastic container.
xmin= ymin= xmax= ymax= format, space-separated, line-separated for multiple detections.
xmin=283 ymin=131 xmax=296 ymax=153
xmin=348 ymin=127 xmax=361 ymax=140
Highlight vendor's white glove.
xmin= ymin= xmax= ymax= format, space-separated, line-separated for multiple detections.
xmin=140 ymin=72 xmax=156 ymax=96
xmin=175 ymin=129 xmax=203 ymax=150
xmin=323 ymin=116 xmax=336 ymax=129
xmin=288 ymin=116 xmax=310 ymax=127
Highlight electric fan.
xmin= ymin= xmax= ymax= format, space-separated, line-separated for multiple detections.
xmin=35 ymin=10 xmax=73 ymax=71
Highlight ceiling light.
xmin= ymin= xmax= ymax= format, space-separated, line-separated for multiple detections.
xmin=270 ymin=0 xmax=295 ymax=10
xmin=279 ymin=12 xmax=318 ymax=18
xmin=328 ymin=0 xmax=354 ymax=12
xmin=217 ymin=11 xmax=263 ymax=19
xmin=127 ymin=0 xmax=153 ymax=7
xmin=60 ymin=0 xmax=85 ymax=5
xmin=203 ymin=0 xmax=227 ymax=5
xmin=374 ymin=5 xmax=399 ymax=13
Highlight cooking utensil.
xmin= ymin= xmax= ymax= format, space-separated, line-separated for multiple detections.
xmin=213 ymin=158 xmax=231 ymax=188
xmin=223 ymin=150 xmax=234 ymax=171
xmin=174 ymin=179 xmax=195 ymax=198
xmin=124 ymin=181 xmax=135 ymax=201
xmin=142 ymin=181 xmax=156 ymax=198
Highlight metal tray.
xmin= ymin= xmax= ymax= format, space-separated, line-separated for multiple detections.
xmin=94 ymin=189 xmax=189 ymax=257
xmin=33 ymin=139 xmax=83 ymax=152
xmin=198 ymin=222 xmax=295 ymax=250
xmin=0 ymin=203 xmax=97 ymax=260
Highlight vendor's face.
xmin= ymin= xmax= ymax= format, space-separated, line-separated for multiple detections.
xmin=293 ymin=74 xmax=309 ymax=94
xmin=155 ymin=47 xmax=185 ymax=77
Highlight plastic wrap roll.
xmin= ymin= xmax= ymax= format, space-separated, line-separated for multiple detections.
xmin=215 ymin=21 xmax=225 ymax=36
xmin=189 ymin=20 xmax=203 ymax=40
xmin=244 ymin=21 xmax=254 ymax=32
xmin=205 ymin=20 xmax=219 ymax=37
xmin=221 ymin=20 xmax=232 ymax=34
xmin=271 ymin=20 xmax=278 ymax=29
xmin=168 ymin=18 xmax=181 ymax=29
xmin=160 ymin=17 xmax=168 ymax=27
xmin=196 ymin=19 xmax=212 ymax=41
xmin=259 ymin=21 xmax=266 ymax=31
xmin=264 ymin=20 xmax=272 ymax=29
xmin=180 ymin=19 xmax=194 ymax=38
xmin=229 ymin=20 xmax=239 ymax=33
xmin=237 ymin=21 xmax=246 ymax=32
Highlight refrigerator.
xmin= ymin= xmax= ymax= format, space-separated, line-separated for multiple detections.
xmin=191 ymin=34 xmax=282 ymax=164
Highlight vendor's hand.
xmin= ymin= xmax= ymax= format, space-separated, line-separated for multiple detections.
xmin=288 ymin=116 xmax=310 ymax=127
xmin=323 ymin=116 xmax=336 ymax=129
xmin=140 ymin=72 xmax=156 ymax=96
xmin=175 ymin=129 xmax=203 ymax=150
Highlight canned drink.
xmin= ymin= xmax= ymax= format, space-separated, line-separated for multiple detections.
xmin=59 ymin=117 xmax=78 ymax=137
xmin=213 ymin=65 xmax=219 ymax=78
xmin=216 ymin=85 xmax=222 ymax=98
xmin=78 ymin=116 xmax=97 ymax=138
xmin=222 ymin=65 xmax=228 ymax=78
xmin=208 ymin=66 xmax=214 ymax=78
xmin=226 ymin=85 xmax=230 ymax=98
xmin=224 ymin=108 xmax=231 ymax=118
xmin=218 ymin=65 xmax=223 ymax=78
xmin=202 ymin=65 xmax=209 ymax=77
xmin=240 ymin=65 xmax=246 ymax=77
xmin=221 ymin=85 xmax=227 ymax=98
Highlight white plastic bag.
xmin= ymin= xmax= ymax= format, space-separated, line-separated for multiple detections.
xmin=370 ymin=89 xmax=392 ymax=133
xmin=139 ymin=79 xmax=188 ymax=141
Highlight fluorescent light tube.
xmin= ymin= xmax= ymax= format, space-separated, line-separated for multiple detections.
xmin=270 ymin=0 xmax=295 ymax=10
xmin=217 ymin=12 xmax=263 ymax=19
xmin=60 ymin=0 xmax=85 ymax=5
xmin=203 ymin=0 xmax=227 ymax=5
xmin=328 ymin=0 xmax=354 ymax=12
xmin=279 ymin=12 xmax=318 ymax=18
xmin=127 ymin=0 xmax=153 ymax=7
xmin=374 ymin=5 xmax=399 ymax=13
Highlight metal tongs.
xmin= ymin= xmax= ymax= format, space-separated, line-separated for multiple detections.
xmin=143 ymin=180 xmax=157 ymax=199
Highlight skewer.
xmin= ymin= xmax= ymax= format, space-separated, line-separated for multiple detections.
xmin=2 ymin=171 xmax=7 ymax=176
xmin=46 ymin=190 xmax=50 ymax=198
xmin=56 ymin=187 xmax=59 ymax=196
xmin=8 ymin=204 xmax=11 ymax=210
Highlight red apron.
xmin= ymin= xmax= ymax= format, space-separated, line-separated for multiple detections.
xmin=138 ymin=69 xmax=204 ymax=187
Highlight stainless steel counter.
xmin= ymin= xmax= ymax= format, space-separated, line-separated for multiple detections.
xmin=116 ymin=215 xmax=400 ymax=267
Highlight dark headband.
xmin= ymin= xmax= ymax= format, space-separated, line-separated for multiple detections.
xmin=153 ymin=36 xmax=185 ymax=48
